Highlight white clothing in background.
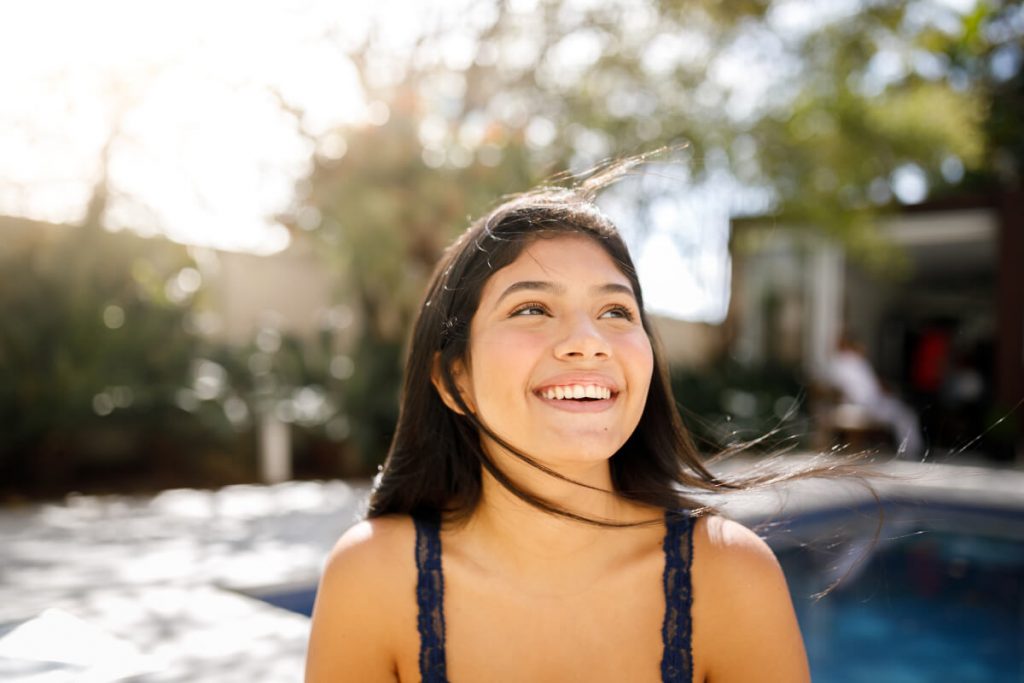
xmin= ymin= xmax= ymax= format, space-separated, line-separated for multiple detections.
xmin=828 ymin=349 xmax=924 ymax=458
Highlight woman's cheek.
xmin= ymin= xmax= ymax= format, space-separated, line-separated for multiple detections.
xmin=621 ymin=332 xmax=654 ymax=364
xmin=470 ymin=331 xmax=540 ymax=385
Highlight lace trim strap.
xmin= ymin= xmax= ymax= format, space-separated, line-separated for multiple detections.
xmin=661 ymin=510 xmax=695 ymax=683
xmin=414 ymin=512 xmax=449 ymax=683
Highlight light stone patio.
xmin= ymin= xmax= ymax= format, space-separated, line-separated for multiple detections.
xmin=0 ymin=480 xmax=369 ymax=682
xmin=1 ymin=457 xmax=1021 ymax=682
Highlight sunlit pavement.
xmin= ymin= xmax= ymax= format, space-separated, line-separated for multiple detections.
xmin=0 ymin=457 xmax=1021 ymax=682
xmin=0 ymin=480 xmax=370 ymax=682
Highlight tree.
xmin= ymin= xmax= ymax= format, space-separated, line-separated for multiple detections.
xmin=0 ymin=210 xmax=203 ymax=492
xmin=278 ymin=0 xmax=1019 ymax=464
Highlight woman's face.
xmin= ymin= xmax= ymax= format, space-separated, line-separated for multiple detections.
xmin=450 ymin=234 xmax=654 ymax=470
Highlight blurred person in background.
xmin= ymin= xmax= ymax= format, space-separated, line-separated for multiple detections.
xmin=829 ymin=333 xmax=924 ymax=459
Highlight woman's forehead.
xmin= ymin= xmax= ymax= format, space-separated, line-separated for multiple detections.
xmin=479 ymin=235 xmax=633 ymax=301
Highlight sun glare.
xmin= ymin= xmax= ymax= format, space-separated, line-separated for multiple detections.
xmin=0 ymin=0 xmax=391 ymax=254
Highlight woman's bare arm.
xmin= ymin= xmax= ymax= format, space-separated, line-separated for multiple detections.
xmin=694 ymin=516 xmax=811 ymax=683
xmin=305 ymin=518 xmax=412 ymax=683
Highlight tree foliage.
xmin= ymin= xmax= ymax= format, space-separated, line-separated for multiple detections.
xmin=0 ymin=215 xmax=204 ymax=490
xmin=280 ymin=0 xmax=1020 ymax=464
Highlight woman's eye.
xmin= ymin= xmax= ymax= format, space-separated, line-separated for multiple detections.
xmin=600 ymin=305 xmax=636 ymax=321
xmin=510 ymin=303 xmax=548 ymax=317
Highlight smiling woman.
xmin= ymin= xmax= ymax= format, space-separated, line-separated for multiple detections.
xmin=305 ymin=159 xmax=821 ymax=682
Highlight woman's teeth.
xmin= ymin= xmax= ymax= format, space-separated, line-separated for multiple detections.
xmin=540 ymin=385 xmax=612 ymax=400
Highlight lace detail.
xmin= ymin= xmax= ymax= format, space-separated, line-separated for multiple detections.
xmin=413 ymin=509 xmax=696 ymax=683
xmin=661 ymin=510 xmax=695 ymax=683
xmin=414 ymin=513 xmax=449 ymax=683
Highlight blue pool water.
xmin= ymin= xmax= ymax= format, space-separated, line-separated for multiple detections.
xmin=255 ymin=585 xmax=320 ymax=616
xmin=775 ymin=500 xmax=1024 ymax=683
xmin=263 ymin=501 xmax=1023 ymax=682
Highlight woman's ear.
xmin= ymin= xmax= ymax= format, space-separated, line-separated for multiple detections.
xmin=431 ymin=353 xmax=473 ymax=415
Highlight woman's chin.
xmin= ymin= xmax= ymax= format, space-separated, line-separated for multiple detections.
xmin=483 ymin=429 xmax=628 ymax=474
xmin=520 ymin=441 xmax=623 ymax=472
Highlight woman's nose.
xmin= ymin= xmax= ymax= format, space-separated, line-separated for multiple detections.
xmin=553 ymin=315 xmax=611 ymax=359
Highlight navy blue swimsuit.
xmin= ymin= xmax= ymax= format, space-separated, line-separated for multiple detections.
xmin=413 ymin=510 xmax=696 ymax=683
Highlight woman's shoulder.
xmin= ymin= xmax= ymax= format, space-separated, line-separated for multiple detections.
xmin=691 ymin=514 xmax=791 ymax=608
xmin=315 ymin=514 xmax=420 ymax=628
xmin=690 ymin=514 xmax=810 ymax=682
xmin=306 ymin=515 xmax=420 ymax=682
xmin=692 ymin=514 xmax=779 ymax=570
xmin=323 ymin=514 xmax=418 ymax=584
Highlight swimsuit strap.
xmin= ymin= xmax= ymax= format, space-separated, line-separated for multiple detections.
xmin=413 ymin=509 xmax=695 ymax=683
xmin=414 ymin=511 xmax=449 ymax=683
xmin=661 ymin=510 xmax=696 ymax=683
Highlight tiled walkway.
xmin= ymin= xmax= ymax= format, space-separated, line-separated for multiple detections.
xmin=1 ymin=458 xmax=1021 ymax=682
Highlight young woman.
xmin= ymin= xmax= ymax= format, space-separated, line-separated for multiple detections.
xmin=306 ymin=166 xmax=812 ymax=682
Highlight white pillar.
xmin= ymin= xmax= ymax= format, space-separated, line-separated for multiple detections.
xmin=259 ymin=412 xmax=291 ymax=484
xmin=806 ymin=238 xmax=844 ymax=380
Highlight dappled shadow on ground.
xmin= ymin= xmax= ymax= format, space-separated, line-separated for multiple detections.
xmin=0 ymin=480 xmax=369 ymax=681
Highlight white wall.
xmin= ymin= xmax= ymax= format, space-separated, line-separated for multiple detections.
xmin=200 ymin=236 xmax=342 ymax=345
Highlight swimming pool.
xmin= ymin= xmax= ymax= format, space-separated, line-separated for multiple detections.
xmin=262 ymin=500 xmax=1024 ymax=682
xmin=774 ymin=499 xmax=1024 ymax=683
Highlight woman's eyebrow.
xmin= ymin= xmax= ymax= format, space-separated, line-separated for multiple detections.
xmin=494 ymin=280 xmax=635 ymax=307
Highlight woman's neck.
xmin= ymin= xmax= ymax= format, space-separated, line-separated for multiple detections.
xmin=452 ymin=451 xmax=662 ymax=587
